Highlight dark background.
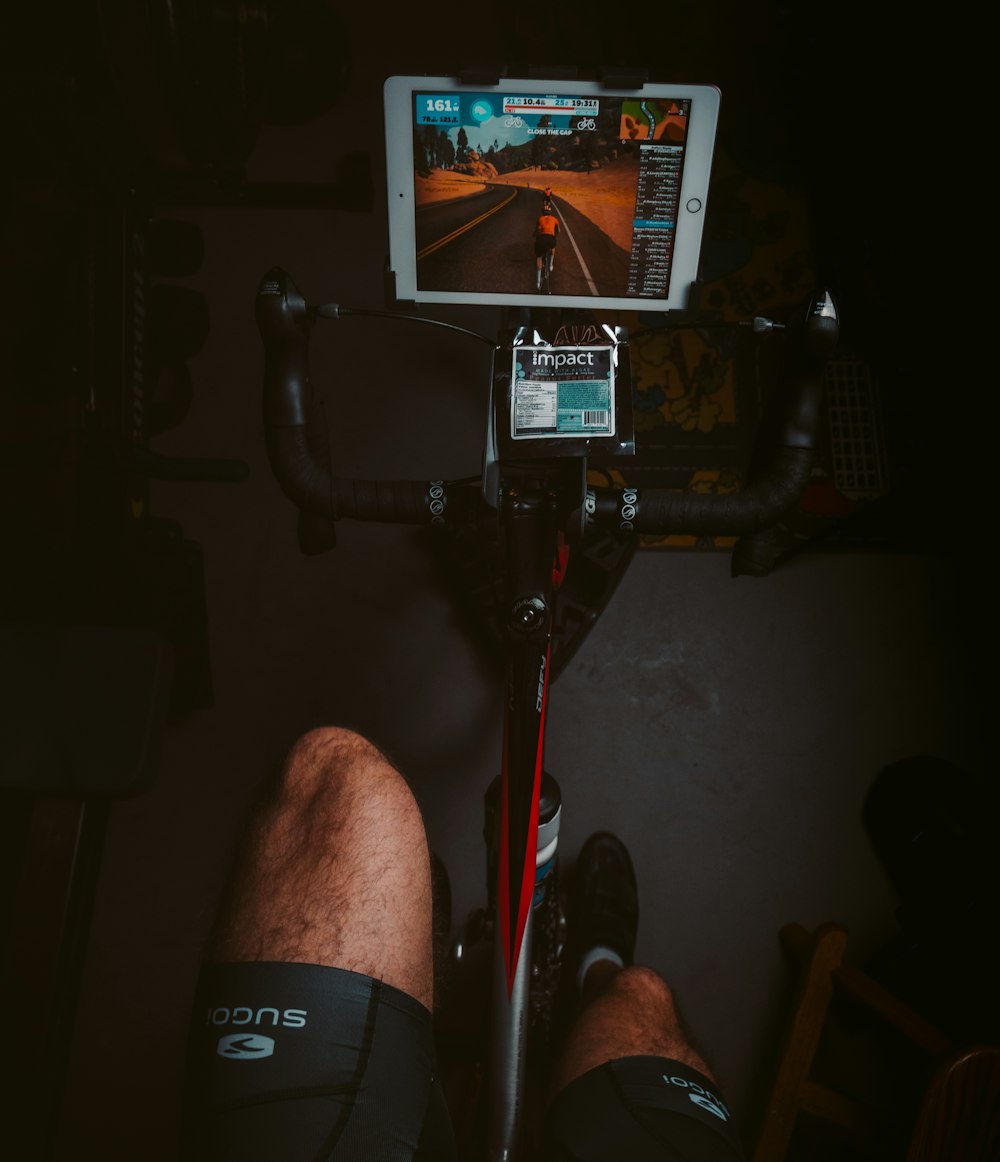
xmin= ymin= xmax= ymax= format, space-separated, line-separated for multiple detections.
xmin=1 ymin=2 xmax=990 ymax=1159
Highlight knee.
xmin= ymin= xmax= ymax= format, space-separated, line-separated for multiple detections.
xmin=276 ymin=727 xmax=424 ymax=834
xmin=611 ymin=965 xmax=678 ymax=1013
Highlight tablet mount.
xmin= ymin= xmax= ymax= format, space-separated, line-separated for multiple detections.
xmin=457 ymin=65 xmax=651 ymax=88
xmin=383 ymin=63 xmax=705 ymax=319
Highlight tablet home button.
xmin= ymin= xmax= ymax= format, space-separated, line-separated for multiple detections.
xmin=686 ymin=197 xmax=703 ymax=213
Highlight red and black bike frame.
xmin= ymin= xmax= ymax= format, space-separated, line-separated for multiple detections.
xmin=485 ymin=466 xmax=572 ymax=1158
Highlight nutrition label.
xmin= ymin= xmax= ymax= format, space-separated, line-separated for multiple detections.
xmin=510 ymin=345 xmax=616 ymax=440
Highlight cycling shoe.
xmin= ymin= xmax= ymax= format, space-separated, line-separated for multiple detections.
xmin=567 ymin=831 xmax=639 ymax=989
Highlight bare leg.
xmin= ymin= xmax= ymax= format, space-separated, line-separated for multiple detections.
xmin=548 ymin=961 xmax=715 ymax=1101
xmin=205 ymin=726 xmax=435 ymax=1012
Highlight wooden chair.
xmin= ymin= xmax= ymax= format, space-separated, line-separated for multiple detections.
xmin=752 ymin=921 xmax=1000 ymax=1162
xmin=905 ymin=1044 xmax=1000 ymax=1162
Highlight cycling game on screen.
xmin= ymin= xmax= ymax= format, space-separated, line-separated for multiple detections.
xmin=412 ymin=91 xmax=692 ymax=301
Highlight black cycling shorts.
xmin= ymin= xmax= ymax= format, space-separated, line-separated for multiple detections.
xmin=535 ymin=234 xmax=557 ymax=257
xmin=180 ymin=961 xmax=745 ymax=1161
xmin=543 ymin=1055 xmax=746 ymax=1161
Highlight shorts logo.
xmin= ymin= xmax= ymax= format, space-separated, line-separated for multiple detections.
xmin=217 ymin=1034 xmax=275 ymax=1060
xmin=689 ymin=1092 xmax=729 ymax=1121
xmin=662 ymin=1074 xmax=730 ymax=1122
xmin=206 ymin=1006 xmax=307 ymax=1028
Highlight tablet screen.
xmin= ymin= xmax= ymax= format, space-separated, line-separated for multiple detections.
xmin=384 ymin=76 xmax=720 ymax=313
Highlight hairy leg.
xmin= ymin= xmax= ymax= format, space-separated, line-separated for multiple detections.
xmin=548 ymin=962 xmax=715 ymax=1101
xmin=205 ymin=726 xmax=435 ymax=1011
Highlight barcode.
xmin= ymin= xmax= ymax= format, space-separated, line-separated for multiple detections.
xmin=583 ymin=410 xmax=609 ymax=427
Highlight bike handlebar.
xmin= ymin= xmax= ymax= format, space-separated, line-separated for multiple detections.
xmin=256 ymin=267 xmax=839 ymax=551
xmin=257 ymin=269 xmax=482 ymax=533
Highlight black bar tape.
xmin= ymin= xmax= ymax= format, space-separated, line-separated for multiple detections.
xmin=347 ymin=479 xmax=440 ymax=524
xmin=589 ymin=447 xmax=814 ymax=536
xmin=264 ymin=426 xmax=334 ymax=516
xmin=265 ymin=426 xmax=475 ymax=526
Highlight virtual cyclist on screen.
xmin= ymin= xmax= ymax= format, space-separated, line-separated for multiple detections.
xmin=534 ymin=206 xmax=560 ymax=282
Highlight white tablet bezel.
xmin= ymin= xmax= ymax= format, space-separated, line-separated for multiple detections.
xmin=384 ymin=74 xmax=720 ymax=314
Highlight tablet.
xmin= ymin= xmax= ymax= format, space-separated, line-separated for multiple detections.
xmin=384 ymin=74 xmax=720 ymax=314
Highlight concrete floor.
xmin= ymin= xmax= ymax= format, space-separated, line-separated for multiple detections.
xmin=7 ymin=6 xmax=985 ymax=1159
xmin=55 ymin=512 xmax=979 ymax=1158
